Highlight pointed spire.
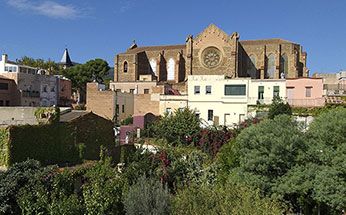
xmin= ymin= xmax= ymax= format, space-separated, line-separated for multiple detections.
xmin=60 ymin=48 xmax=73 ymax=67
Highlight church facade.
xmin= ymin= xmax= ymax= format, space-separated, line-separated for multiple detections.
xmin=113 ymin=24 xmax=308 ymax=85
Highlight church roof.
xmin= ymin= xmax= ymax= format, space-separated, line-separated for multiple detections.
xmin=60 ymin=48 xmax=73 ymax=66
xmin=121 ymin=44 xmax=186 ymax=54
xmin=240 ymin=38 xmax=296 ymax=45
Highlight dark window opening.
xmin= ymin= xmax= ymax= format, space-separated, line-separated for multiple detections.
xmin=225 ymin=85 xmax=246 ymax=96
xmin=208 ymin=109 xmax=213 ymax=121
xmin=0 ymin=83 xmax=9 ymax=90
xmin=124 ymin=61 xmax=128 ymax=73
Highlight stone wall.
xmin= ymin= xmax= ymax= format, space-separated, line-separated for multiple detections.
xmin=134 ymin=94 xmax=160 ymax=116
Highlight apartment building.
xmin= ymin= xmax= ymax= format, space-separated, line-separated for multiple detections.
xmin=0 ymin=54 xmax=58 ymax=106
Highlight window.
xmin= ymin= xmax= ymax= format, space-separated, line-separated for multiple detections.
xmin=123 ymin=61 xmax=128 ymax=73
xmin=208 ymin=110 xmax=214 ymax=121
xmin=178 ymin=107 xmax=184 ymax=112
xmin=167 ymin=58 xmax=175 ymax=80
xmin=144 ymin=89 xmax=149 ymax=94
xmin=5 ymin=101 xmax=9 ymax=106
xmin=305 ymin=87 xmax=312 ymax=97
xmin=258 ymin=86 xmax=264 ymax=100
xmin=122 ymin=105 xmax=125 ymax=113
xmin=4 ymin=66 xmax=8 ymax=71
xmin=273 ymin=86 xmax=280 ymax=98
xmin=116 ymin=89 xmax=121 ymax=92
xmin=247 ymin=55 xmax=257 ymax=78
xmin=195 ymin=113 xmax=200 ymax=119
xmin=280 ymin=53 xmax=288 ymax=79
xmin=224 ymin=85 xmax=246 ymax=96
xmin=0 ymin=83 xmax=9 ymax=90
xmin=150 ymin=59 xmax=157 ymax=75
xmin=43 ymin=86 xmax=47 ymax=92
xmin=194 ymin=86 xmax=200 ymax=94
xmin=130 ymin=89 xmax=135 ymax=94
xmin=206 ymin=85 xmax=212 ymax=94
xmin=0 ymin=101 xmax=3 ymax=106
xmin=266 ymin=54 xmax=275 ymax=79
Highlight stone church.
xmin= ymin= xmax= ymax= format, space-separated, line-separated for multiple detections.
xmin=114 ymin=24 xmax=308 ymax=85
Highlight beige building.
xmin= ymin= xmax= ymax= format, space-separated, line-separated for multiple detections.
xmin=86 ymin=82 xmax=134 ymax=122
xmin=0 ymin=54 xmax=58 ymax=107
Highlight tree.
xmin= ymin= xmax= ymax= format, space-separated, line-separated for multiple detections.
xmin=224 ymin=115 xmax=306 ymax=194
xmin=268 ymin=97 xmax=292 ymax=119
xmin=275 ymin=108 xmax=346 ymax=213
xmin=124 ymin=176 xmax=171 ymax=215
xmin=150 ymin=108 xmax=201 ymax=145
xmin=17 ymin=56 xmax=60 ymax=75
xmin=62 ymin=59 xmax=109 ymax=103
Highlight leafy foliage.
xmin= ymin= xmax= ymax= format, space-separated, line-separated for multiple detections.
xmin=17 ymin=56 xmax=61 ymax=75
xmin=224 ymin=115 xmax=306 ymax=194
xmin=62 ymin=59 xmax=109 ymax=93
xmin=0 ymin=160 xmax=42 ymax=214
xmin=150 ymin=108 xmax=201 ymax=145
xmin=120 ymin=115 xmax=133 ymax=125
xmin=188 ymin=127 xmax=236 ymax=157
xmin=268 ymin=97 xmax=292 ymax=119
xmin=124 ymin=176 xmax=171 ymax=215
xmin=275 ymin=107 xmax=346 ymax=213
xmin=83 ymin=158 xmax=126 ymax=215
xmin=0 ymin=128 xmax=10 ymax=166
xmin=173 ymin=181 xmax=283 ymax=215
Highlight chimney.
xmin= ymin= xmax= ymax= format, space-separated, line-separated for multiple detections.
xmin=1 ymin=54 xmax=8 ymax=63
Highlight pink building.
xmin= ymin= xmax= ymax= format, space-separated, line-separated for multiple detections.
xmin=286 ymin=78 xmax=325 ymax=107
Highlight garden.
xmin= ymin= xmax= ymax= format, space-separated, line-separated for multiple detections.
xmin=0 ymin=102 xmax=345 ymax=215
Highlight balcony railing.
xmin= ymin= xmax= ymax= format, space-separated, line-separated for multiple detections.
xmin=287 ymin=98 xmax=325 ymax=107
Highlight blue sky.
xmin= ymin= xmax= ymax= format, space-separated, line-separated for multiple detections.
xmin=1 ymin=0 xmax=346 ymax=74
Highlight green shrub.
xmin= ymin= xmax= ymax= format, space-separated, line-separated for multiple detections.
xmin=268 ymin=97 xmax=292 ymax=119
xmin=150 ymin=108 xmax=201 ymax=145
xmin=0 ymin=160 xmax=42 ymax=214
xmin=120 ymin=115 xmax=133 ymax=125
xmin=124 ymin=176 xmax=171 ymax=215
xmin=82 ymin=158 xmax=126 ymax=215
xmin=172 ymin=182 xmax=283 ymax=215
xmin=0 ymin=128 xmax=10 ymax=167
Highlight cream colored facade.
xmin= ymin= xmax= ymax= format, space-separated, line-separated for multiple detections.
xmin=248 ymin=79 xmax=286 ymax=105
xmin=188 ymin=75 xmax=288 ymax=127
xmin=188 ymin=75 xmax=249 ymax=127
xmin=159 ymin=95 xmax=188 ymax=115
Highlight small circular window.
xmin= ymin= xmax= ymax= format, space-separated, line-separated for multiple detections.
xmin=201 ymin=47 xmax=222 ymax=68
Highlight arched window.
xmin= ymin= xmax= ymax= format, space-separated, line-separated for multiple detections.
xmin=150 ymin=59 xmax=157 ymax=75
xmin=266 ymin=54 xmax=275 ymax=79
xmin=123 ymin=61 xmax=128 ymax=73
xmin=167 ymin=58 xmax=175 ymax=80
xmin=247 ymin=55 xmax=257 ymax=78
xmin=280 ymin=54 xmax=288 ymax=78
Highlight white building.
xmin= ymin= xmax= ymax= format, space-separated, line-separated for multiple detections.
xmin=0 ymin=54 xmax=58 ymax=107
xmin=188 ymin=75 xmax=287 ymax=127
